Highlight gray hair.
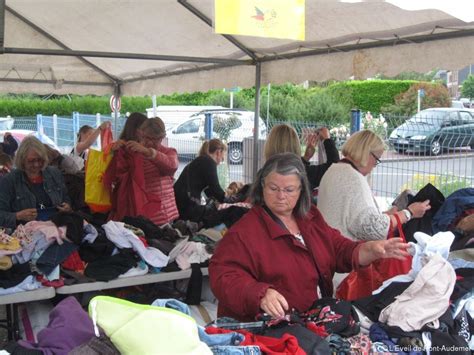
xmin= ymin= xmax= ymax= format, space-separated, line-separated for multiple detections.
xmin=250 ymin=152 xmax=311 ymax=217
xmin=14 ymin=136 xmax=49 ymax=171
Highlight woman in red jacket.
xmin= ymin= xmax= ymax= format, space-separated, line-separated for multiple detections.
xmin=209 ymin=152 xmax=410 ymax=321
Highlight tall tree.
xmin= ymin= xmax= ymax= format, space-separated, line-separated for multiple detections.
xmin=461 ymin=75 xmax=474 ymax=100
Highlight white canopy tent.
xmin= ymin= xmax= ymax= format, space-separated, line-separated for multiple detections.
xmin=1 ymin=0 xmax=473 ymax=174
xmin=1 ymin=0 xmax=473 ymax=95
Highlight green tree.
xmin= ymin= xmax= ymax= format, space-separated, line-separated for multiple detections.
xmin=461 ymin=74 xmax=474 ymax=100
xmin=381 ymin=82 xmax=450 ymax=116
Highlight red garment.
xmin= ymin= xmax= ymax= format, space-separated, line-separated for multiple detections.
xmin=209 ymin=205 xmax=362 ymax=321
xmin=36 ymin=275 xmax=64 ymax=288
xmin=104 ymin=148 xmax=161 ymax=222
xmin=205 ymin=327 xmax=305 ymax=355
xmin=142 ymin=144 xmax=179 ymax=225
xmin=61 ymin=251 xmax=85 ymax=272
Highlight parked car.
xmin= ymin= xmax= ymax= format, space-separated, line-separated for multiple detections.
xmin=0 ymin=129 xmax=59 ymax=151
xmin=451 ymin=100 xmax=465 ymax=109
xmin=389 ymin=108 xmax=474 ymax=155
xmin=0 ymin=116 xmax=14 ymax=130
xmin=165 ymin=109 xmax=267 ymax=164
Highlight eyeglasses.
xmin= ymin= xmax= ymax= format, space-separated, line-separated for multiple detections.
xmin=25 ymin=158 xmax=44 ymax=165
xmin=264 ymin=183 xmax=301 ymax=196
xmin=142 ymin=135 xmax=165 ymax=143
xmin=370 ymin=152 xmax=382 ymax=166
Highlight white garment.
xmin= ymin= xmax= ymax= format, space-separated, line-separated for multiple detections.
xmin=373 ymin=231 xmax=455 ymax=294
xmin=167 ymin=237 xmax=189 ymax=263
xmin=378 ymin=254 xmax=456 ymax=332
xmin=175 ymin=242 xmax=211 ymax=270
xmin=103 ymin=221 xmax=169 ymax=268
xmin=317 ymin=139 xmax=327 ymax=164
xmin=318 ymin=163 xmax=390 ymax=241
xmin=83 ymin=223 xmax=98 ymax=244
xmin=119 ymin=264 xmax=149 ymax=278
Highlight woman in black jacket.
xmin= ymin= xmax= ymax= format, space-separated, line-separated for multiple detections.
xmin=174 ymin=139 xmax=227 ymax=221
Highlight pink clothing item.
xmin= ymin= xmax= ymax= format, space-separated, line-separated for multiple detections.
xmin=143 ymin=144 xmax=179 ymax=225
xmin=24 ymin=221 xmax=67 ymax=245
xmin=217 ymin=202 xmax=252 ymax=210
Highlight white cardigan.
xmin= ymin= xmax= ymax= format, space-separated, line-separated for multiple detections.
xmin=318 ymin=162 xmax=390 ymax=241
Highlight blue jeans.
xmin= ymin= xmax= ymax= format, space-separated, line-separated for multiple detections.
xmin=152 ymin=298 xmax=245 ymax=347
xmin=210 ymin=345 xmax=261 ymax=355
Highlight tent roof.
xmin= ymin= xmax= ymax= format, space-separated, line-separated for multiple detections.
xmin=1 ymin=0 xmax=473 ymax=95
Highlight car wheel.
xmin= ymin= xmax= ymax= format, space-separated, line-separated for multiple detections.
xmin=429 ymin=139 xmax=442 ymax=156
xmin=228 ymin=142 xmax=243 ymax=164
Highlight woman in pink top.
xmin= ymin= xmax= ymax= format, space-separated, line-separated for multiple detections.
xmin=124 ymin=117 xmax=179 ymax=225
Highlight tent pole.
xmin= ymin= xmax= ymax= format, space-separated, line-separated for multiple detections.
xmin=114 ymin=84 xmax=121 ymax=138
xmin=252 ymin=62 xmax=262 ymax=180
xmin=0 ymin=0 xmax=5 ymax=52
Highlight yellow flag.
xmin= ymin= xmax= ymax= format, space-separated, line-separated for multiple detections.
xmin=215 ymin=0 xmax=305 ymax=41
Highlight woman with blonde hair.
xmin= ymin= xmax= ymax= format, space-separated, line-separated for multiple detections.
xmin=318 ymin=129 xmax=430 ymax=241
xmin=264 ymin=124 xmax=302 ymax=161
xmin=174 ymin=138 xmax=227 ymax=221
xmin=0 ymin=136 xmax=71 ymax=228
xmin=264 ymin=123 xmax=340 ymax=189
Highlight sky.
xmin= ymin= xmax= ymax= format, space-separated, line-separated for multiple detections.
xmin=342 ymin=0 xmax=474 ymax=22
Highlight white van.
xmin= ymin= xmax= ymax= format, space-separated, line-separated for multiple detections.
xmin=166 ymin=109 xmax=267 ymax=164
xmin=146 ymin=105 xmax=226 ymax=129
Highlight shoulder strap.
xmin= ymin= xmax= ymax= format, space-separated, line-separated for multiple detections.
xmin=392 ymin=213 xmax=406 ymax=242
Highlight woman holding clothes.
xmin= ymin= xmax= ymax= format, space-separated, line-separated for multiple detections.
xmin=173 ymin=139 xmax=227 ymax=222
xmin=264 ymin=124 xmax=339 ymax=189
xmin=318 ymin=129 xmax=431 ymax=241
xmin=209 ymin=153 xmax=410 ymax=321
xmin=105 ymin=117 xmax=179 ymax=225
xmin=0 ymin=136 xmax=71 ymax=228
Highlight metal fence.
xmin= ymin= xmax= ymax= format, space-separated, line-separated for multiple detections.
xmin=35 ymin=113 xmax=127 ymax=153
xmin=238 ymin=111 xmax=474 ymax=199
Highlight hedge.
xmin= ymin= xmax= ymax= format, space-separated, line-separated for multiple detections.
xmin=0 ymin=81 xmax=433 ymax=120
xmin=326 ymin=80 xmax=418 ymax=114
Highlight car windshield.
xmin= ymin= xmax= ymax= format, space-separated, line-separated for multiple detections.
xmin=408 ymin=111 xmax=446 ymax=126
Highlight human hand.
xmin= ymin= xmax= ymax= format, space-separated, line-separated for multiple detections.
xmin=16 ymin=208 xmax=37 ymax=222
xmin=260 ymin=288 xmax=289 ymax=318
xmin=371 ymin=238 xmax=410 ymax=260
xmin=99 ymin=121 xmax=111 ymax=131
xmin=57 ymin=202 xmax=72 ymax=212
xmin=111 ymin=140 xmax=125 ymax=151
xmin=317 ymin=127 xmax=330 ymax=140
xmin=303 ymin=134 xmax=317 ymax=161
xmin=125 ymin=141 xmax=152 ymax=157
xmin=359 ymin=238 xmax=410 ymax=266
xmin=407 ymin=200 xmax=431 ymax=219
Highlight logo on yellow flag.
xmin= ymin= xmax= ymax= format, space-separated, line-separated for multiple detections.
xmin=215 ymin=0 xmax=305 ymax=41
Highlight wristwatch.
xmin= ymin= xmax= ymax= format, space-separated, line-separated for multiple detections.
xmin=402 ymin=209 xmax=412 ymax=221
